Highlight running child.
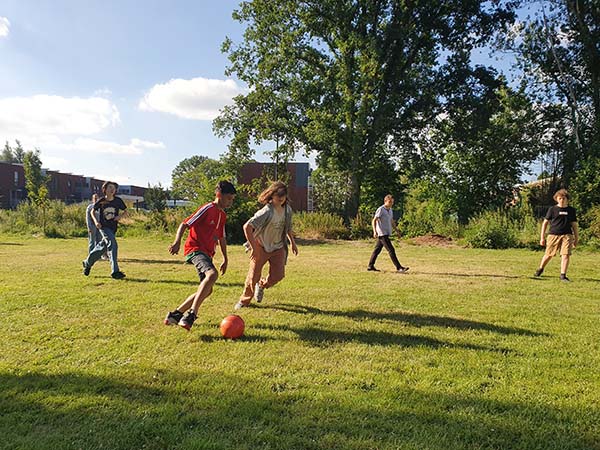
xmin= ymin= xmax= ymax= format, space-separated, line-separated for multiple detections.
xmin=164 ymin=180 xmax=236 ymax=330
xmin=234 ymin=181 xmax=298 ymax=310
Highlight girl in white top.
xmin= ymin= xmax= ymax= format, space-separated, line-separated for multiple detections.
xmin=235 ymin=181 xmax=298 ymax=309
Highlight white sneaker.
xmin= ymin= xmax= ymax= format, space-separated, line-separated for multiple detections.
xmin=254 ymin=283 xmax=264 ymax=303
xmin=234 ymin=301 xmax=244 ymax=311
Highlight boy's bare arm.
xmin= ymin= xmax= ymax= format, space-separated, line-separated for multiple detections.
xmin=572 ymin=222 xmax=579 ymax=247
xmin=169 ymin=223 xmax=187 ymax=254
xmin=218 ymin=237 xmax=228 ymax=275
xmin=540 ymin=219 xmax=549 ymax=246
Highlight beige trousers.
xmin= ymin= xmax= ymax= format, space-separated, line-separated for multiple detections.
xmin=239 ymin=245 xmax=286 ymax=305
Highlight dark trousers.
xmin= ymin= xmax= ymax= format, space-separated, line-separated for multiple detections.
xmin=368 ymin=235 xmax=401 ymax=270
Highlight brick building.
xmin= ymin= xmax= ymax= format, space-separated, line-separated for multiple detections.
xmin=0 ymin=161 xmax=146 ymax=209
xmin=238 ymin=162 xmax=312 ymax=212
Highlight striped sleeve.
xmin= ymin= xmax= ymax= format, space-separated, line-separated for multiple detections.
xmin=185 ymin=203 xmax=214 ymax=226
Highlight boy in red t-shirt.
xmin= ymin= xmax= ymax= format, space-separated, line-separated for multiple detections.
xmin=164 ymin=181 xmax=236 ymax=330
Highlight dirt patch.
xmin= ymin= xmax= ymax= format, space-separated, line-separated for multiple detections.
xmin=410 ymin=234 xmax=456 ymax=247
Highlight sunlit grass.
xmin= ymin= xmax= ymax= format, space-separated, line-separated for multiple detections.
xmin=1 ymin=236 xmax=598 ymax=449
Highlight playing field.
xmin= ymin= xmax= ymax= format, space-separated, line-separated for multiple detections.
xmin=1 ymin=236 xmax=598 ymax=450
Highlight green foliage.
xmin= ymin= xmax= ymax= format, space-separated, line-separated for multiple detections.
xmin=571 ymin=155 xmax=600 ymax=214
xmin=293 ymin=212 xmax=349 ymax=240
xmin=310 ymin=166 xmax=352 ymax=216
xmin=144 ymin=183 xmax=168 ymax=212
xmin=217 ymin=0 xmax=516 ymax=218
xmin=171 ymin=155 xmax=232 ymax=202
xmin=399 ymin=181 xmax=460 ymax=238
xmin=349 ymin=211 xmax=372 ymax=240
xmin=1 ymin=140 xmax=25 ymax=163
xmin=464 ymin=207 xmax=540 ymax=250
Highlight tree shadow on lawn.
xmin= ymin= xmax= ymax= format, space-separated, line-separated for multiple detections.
xmin=254 ymin=323 xmax=513 ymax=353
xmin=120 ymin=258 xmax=183 ymax=265
xmin=0 ymin=242 xmax=24 ymax=246
xmin=414 ymin=270 xmax=520 ymax=279
xmin=0 ymin=371 xmax=595 ymax=450
xmin=265 ymin=304 xmax=548 ymax=337
xmin=114 ymin=277 xmax=244 ymax=287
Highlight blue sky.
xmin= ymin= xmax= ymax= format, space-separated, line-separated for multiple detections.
xmin=0 ymin=0 xmax=305 ymax=188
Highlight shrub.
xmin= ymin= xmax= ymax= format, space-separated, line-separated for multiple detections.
xmin=293 ymin=212 xmax=349 ymax=240
xmin=349 ymin=211 xmax=372 ymax=240
xmin=464 ymin=210 xmax=518 ymax=249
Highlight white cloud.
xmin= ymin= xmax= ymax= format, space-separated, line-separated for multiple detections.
xmin=0 ymin=17 xmax=9 ymax=38
xmin=0 ymin=95 xmax=120 ymax=138
xmin=71 ymin=137 xmax=165 ymax=155
xmin=139 ymin=77 xmax=244 ymax=120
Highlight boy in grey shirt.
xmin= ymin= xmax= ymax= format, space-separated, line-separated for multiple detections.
xmin=367 ymin=194 xmax=409 ymax=273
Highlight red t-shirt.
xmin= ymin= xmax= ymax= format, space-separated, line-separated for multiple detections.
xmin=183 ymin=202 xmax=226 ymax=257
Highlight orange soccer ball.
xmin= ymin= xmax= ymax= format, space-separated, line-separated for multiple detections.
xmin=220 ymin=314 xmax=245 ymax=339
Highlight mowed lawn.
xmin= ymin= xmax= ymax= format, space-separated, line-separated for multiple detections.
xmin=0 ymin=236 xmax=599 ymax=450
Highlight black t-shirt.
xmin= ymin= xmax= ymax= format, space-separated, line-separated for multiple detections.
xmin=94 ymin=196 xmax=127 ymax=232
xmin=545 ymin=205 xmax=577 ymax=235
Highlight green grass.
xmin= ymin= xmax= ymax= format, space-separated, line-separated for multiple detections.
xmin=1 ymin=236 xmax=599 ymax=450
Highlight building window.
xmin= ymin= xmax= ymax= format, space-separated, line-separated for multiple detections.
xmin=14 ymin=171 xmax=18 ymax=186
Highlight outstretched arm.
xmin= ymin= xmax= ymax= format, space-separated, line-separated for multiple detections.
xmin=168 ymin=222 xmax=187 ymax=255
xmin=218 ymin=237 xmax=228 ymax=275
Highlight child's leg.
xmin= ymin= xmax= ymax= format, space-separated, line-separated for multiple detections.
xmin=262 ymin=247 xmax=286 ymax=288
xmin=560 ymin=255 xmax=570 ymax=274
xmin=103 ymin=229 xmax=120 ymax=273
xmin=239 ymin=247 xmax=268 ymax=305
xmin=538 ymin=253 xmax=553 ymax=270
xmin=381 ymin=235 xmax=402 ymax=270
xmin=190 ymin=269 xmax=218 ymax=313
xmin=84 ymin=237 xmax=108 ymax=268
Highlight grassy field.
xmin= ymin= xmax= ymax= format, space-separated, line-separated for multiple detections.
xmin=0 ymin=236 xmax=599 ymax=450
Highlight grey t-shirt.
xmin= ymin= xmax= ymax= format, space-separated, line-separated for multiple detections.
xmin=374 ymin=205 xmax=393 ymax=236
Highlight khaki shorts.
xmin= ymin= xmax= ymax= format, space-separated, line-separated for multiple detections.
xmin=545 ymin=234 xmax=574 ymax=257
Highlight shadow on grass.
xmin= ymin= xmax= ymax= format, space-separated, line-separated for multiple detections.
xmin=254 ymin=323 xmax=512 ymax=353
xmin=415 ymin=270 xmax=520 ymax=279
xmin=0 ymin=242 xmax=24 ymax=246
xmin=112 ymin=277 xmax=243 ymax=287
xmin=198 ymin=333 xmax=271 ymax=343
xmin=266 ymin=304 xmax=548 ymax=337
xmin=120 ymin=258 xmax=183 ymax=265
xmin=0 ymin=370 xmax=596 ymax=450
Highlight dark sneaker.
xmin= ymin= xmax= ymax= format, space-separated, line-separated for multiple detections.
xmin=396 ymin=266 xmax=410 ymax=273
xmin=111 ymin=271 xmax=126 ymax=279
xmin=82 ymin=261 xmax=90 ymax=276
xmin=367 ymin=267 xmax=380 ymax=272
xmin=164 ymin=310 xmax=184 ymax=326
xmin=178 ymin=310 xmax=197 ymax=330
xmin=560 ymin=275 xmax=570 ymax=282
xmin=534 ymin=268 xmax=543 ymax=277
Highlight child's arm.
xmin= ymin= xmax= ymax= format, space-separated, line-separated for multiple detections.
xmin=115 ymin=209 xmax=128 ymax=221
xmin=287 ymin=231 xmax=298 ymax=256
xmin=243 ymin=222 xmax=259 ymax=251
xmin=572 ymin=222 xmax=579 ymax=247
xmin=539 ymin=219 xmax=549 ymax=246
xmin=218 ymin=237 xmax=228 ymax=275
xmin=168 ymin=222 xmax=187 ymax=255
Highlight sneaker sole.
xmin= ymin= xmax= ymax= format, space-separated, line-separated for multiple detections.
xmin=164 ymin=319 xmax=178 ymax=326
xmin=178 ymin=322 xmax=192 ymax=330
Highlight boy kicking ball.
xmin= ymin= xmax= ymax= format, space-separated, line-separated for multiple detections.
xmin=163 ymin=181 xmax=236 ymax=330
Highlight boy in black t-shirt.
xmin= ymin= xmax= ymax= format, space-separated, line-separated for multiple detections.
xmin=82 ymin=181 xmax=128 ymax=279
xmin=534 ymin=189 xmax=579 ymax=282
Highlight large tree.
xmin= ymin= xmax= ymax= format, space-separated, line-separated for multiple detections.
xmin=214 ymin=0 xmax=515 ymax=218
xmin=505 ymin=0 xmax=600 ymax=190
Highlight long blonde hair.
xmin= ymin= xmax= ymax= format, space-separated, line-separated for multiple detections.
xmin=258 ymin=181 xmax=289 ymax=205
